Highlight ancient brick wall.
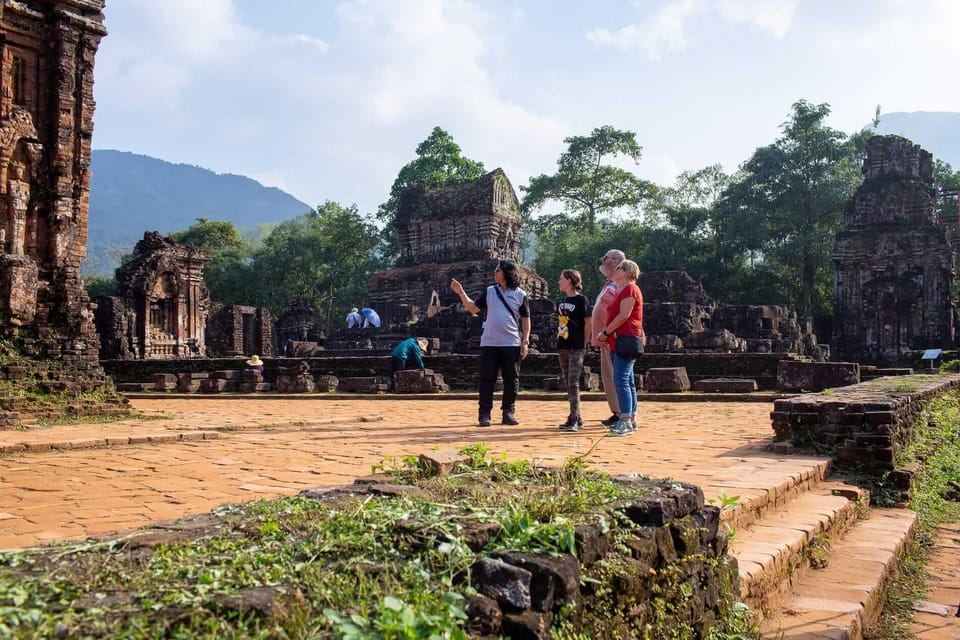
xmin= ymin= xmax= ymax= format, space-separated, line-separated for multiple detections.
xmin=103 ymin=351 xmax=803 ymax=391
xmin=0 ymin=1 xmax=109 ymax=386
xmin=206 ymin=304 xmax=275 ymax=358
xmin=366 ymin=168 xmax=549 ymax=349
xmin=771 ymin=374 xmax=960 ymax=476
xmin=833 ymin=135 xmax=956 ymax=364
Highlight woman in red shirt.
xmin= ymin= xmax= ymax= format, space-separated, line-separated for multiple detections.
xmin=596 ymin=259 xmax=644 ymax=436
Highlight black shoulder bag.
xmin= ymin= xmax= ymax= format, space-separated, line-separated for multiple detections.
xmin=614 ymin=332 xmax=644 ymax=358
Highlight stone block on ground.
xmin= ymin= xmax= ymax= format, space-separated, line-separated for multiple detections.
xmin=341 ymin=377 xmax=390 ymax=393
xmin=275 ymin=360 xmax=316 ymax=393
xmin=777 ymin=360 xmax=859 ymax=391
xmin=177 ymin=372 xmax=207 ymax=392
xmin=200 ymin=379 xmax=228 ymax=393
xmin=0 ymin=411 xmax=21 ymax=428
xmin=314 ymin=375 xmax=339 ymax=392
xmin=210 ymin=370 xmax=241 ymax=380
xmin=241 ymin=370 xmax=264 ymax=383
xmin=239 ymin=382 xmax=271 ymax=393
xmin=542 ymin=376 xmax=561 ymax=391
xmin=420 ymin=449 xmax=472 ymax=476
xmin=152 ymin=373 xmax=177 ymax=391
xmin=692 ymin=378 xmax=758 ymax=393
xmin=393 ymin=368 xmax=448 ymax=393
xmin=116 ymin=382 xmax=152 ymax=392
xmin=644 ymin=367 xmax=690 ymax=392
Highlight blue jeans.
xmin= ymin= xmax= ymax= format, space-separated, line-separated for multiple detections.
xmin=611 ymin=352 xmax=637 ymax=417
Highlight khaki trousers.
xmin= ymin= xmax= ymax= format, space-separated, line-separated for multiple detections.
xmin=599 ymin=347 xmax=621 ymax=415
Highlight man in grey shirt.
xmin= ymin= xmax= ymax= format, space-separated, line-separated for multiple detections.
xmin=450 ymin=259 xmax=531 ymax=426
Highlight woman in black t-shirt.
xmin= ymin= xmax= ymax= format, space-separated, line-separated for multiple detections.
xmin=556 ymin=269 xmax=591 ymax=431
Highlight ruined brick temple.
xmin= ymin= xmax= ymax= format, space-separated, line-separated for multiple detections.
xmin=94 ymin=232 xmax=210 ymax=360
xmin=833 ymin=135 xmax=956 ymax=363
xmin=205 ymin=304 xmax=275 ymax=359
xmin=640 ymin=270 xmax=823 ymax=357
xmin=369 ymin=168 xmax=547 ymax=309
xmin=348 ymin=169 xmax=551 ymax=352
xmin=0 ymin=1 xmax=109 ymax=383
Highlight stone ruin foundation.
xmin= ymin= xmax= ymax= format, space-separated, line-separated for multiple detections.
xmin=94 ymin=232 xmax=210 ymax=360
xmin=833 ymin=135 xmax=956 ymax=364
xmin=639 ymin=271 xmax=824 ymax=358
xmin=206 ymin=303 xmax=275 ymax=358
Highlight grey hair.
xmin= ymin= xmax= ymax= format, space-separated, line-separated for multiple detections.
xmin=606 ymin=249 xmax=626 ymax=262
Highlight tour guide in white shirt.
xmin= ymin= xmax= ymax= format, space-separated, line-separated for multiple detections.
xmin=450 ymin=259 xmax=531 ymax=427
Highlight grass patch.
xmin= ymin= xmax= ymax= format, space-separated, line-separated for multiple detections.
xmin=867 ymin=391 xmax=960 ymax=639
xmin=0 ymin=446 xmax=753 ymax=639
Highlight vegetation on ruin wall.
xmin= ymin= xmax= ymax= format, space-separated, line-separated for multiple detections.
xmin=0 ymin=338 xmax=128 ymax=423
xmin=868 ymin=391 xmax=960 ymax=638
xmin=0 ymin=445 xmax=755 ymax=639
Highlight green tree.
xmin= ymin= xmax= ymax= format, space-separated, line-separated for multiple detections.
xmin=170 ymin=218 xmax=254 ymax=305
xmin=934 ymin=160 xmax=960 ymax=225
xmin=83 ymin=276 xmax=117 ymax=299
xmin=650 ymin=164 xmax=749 ymax=294
xmin=521 ymin=126 xmax=654 ymax=234
xmin=723 ymin=100 xmax=861 ymax=316
xmin=532 ymin=219 xmax=650 ymax=302
xmin=250 ymin=201 xmax=383 ymax=322
xmin=378 ymin=127 xmax=486 ymax=263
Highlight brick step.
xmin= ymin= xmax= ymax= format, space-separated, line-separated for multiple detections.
xmin=706 ymin=456 xmax=833 ymax=533
xmin=758 ymin=507 xmax=917 ymax=639
xmin=731 ymin=482 xmax=866 ymax=618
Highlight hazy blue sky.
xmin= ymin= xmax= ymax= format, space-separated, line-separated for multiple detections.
xmin=93 ymin=0 xmax=960 ymax=214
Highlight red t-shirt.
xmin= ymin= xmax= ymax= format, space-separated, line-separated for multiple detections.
xmin=605 ymin=282 xmax=644 ymax=351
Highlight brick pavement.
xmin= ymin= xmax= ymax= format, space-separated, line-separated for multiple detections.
xmin=0 ymin=395 xmax=956 ymax=638
xmin=0 ymin=396 xmax=785 ymax=549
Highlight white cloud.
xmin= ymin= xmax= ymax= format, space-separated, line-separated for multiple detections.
xmin=586 ymin=0 xmax=798 ymax=58
xmin=587 ymin=0 xmax=699 ymax=59
xmin=716 ymin=0 xmax=799 ymax=39
xmin=97 ymin=0 xmax=256 ymax=110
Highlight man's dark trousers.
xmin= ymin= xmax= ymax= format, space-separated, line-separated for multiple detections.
xmin=478 ymin=346 xmax=521 ymax=418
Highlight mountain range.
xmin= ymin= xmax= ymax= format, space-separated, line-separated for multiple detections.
xmin=83 ymin=150 xmax=311 ymax=277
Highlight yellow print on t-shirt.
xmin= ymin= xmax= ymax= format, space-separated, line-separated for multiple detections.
xmin=558 ymin=315 xmax=569 ymax=340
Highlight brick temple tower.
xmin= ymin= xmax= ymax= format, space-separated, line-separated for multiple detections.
xmin=368 ymin=168 xmax=547 ymax=316
xmin=832 ymin=135 xmax=956 ymax=363
xmin=0 ymin=1 xmax=109 ymax=385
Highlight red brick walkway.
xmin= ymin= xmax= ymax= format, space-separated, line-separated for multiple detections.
xmin=0 ymin=395 xmax=955 ymax=638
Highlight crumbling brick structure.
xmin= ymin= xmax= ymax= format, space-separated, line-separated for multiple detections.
xmin=639 ymin=271 xmax=822 ymax=357
xmin=275 ymin=297 xmax=326 ymax=351
xmin=369 ymin=169 xmax=547 ymax=313
xmin=0 ymin=1 xmax=111 ymax=385
xmin=95 ymin=232 xmax=210 ymax=359
xmin=355 ymin=169 xmax=549 ymax=353
xmin=833 ymin=135 xmax=956 ymax=364
xmin=206 ymin=304 xmax=275 ymax=358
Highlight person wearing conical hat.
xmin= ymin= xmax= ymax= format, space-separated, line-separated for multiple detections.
xmin=245 ymin=354 xmax=264 ymax=374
